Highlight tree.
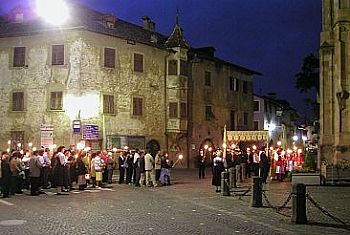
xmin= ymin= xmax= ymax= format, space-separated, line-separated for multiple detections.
xmin=295 ymin=53 xmax=320 ymax=121
xmin=295 ymin=53 xmax=319 ymax=94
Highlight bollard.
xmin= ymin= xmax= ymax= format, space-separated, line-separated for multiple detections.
xmin=236 ymin=165 xmax=242 ymax=183
xmin=251 ymin=176 xmax=263 ymax=207
xmin=241 ymin=163 xmax=247 ymax=180
xmin=221 ymin=171 xmax=230 ymax=196
xmin=228 ymin=167 xmax=237 ymax=188
xmin=291 ymin=183 xmax=307 ymax=224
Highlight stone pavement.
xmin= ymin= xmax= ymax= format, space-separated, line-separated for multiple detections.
xmin=0 ymin=168 xmax=349 ymax=235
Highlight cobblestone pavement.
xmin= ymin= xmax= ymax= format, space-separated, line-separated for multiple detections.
xmin=0 ymin=169 xmax=349 ymax=235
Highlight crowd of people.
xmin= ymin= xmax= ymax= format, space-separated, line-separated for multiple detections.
xmin=0 ymin=146 xmax=173 ymax=198
xmin=198 ymin=146 xmax=277 ymax=192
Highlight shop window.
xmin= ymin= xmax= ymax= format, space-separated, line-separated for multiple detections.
xmin=50 ymin=91 xmax=63 ymax=110
xmin=103 ymin=94 xmax=115 ymax=114
xmin=13 ymin=47 xmax=25 ymax=67
xmin=133 ymin=97 xmax=143 ymax=116
xmin=52 ymin=45 xmax=64 ymax=65
xmin=12 ymin=92 xmax=24 ymax=111
xmin=169 ymin=102 xmax=178 ymax=118
xmin=168 ymin=60 xmax=177 ymax=75
xmin=204 ymin=71 xmax=211 ymax=86
xmin=180 ymin=102 xmax=187 ymax=119
xmin=134 ymin=53 xmax=143 ymax=72
xmin=104 ymin=48 xmax=116 ymax=68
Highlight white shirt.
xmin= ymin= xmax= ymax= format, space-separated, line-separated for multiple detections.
xmin=133 ymin=152 xmax=140 ymax=164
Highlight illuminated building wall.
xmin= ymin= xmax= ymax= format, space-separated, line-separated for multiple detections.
xmin=320 ymin=0 xmax=350 ymax=164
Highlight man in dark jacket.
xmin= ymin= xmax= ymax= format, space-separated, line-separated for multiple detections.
xmin=259 ymin=147 xmax=269 ymax=184
xmin=1 ymin=151 xmax=11 ymax=198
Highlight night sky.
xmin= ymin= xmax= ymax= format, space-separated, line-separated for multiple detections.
xmin=0 ymin=0 xmax=321 ymax=119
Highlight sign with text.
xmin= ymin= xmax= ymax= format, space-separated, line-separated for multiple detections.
xmin=83 ymin=124 xmax=99 ymax=140
xmin=40 ymin=124 xmax=54 ymax=148
xmin=72 ymin=120 xmax=81 ymax=134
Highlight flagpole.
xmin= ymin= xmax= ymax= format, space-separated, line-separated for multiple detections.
xmin=223 ymin=125 xmax=227 ymax=159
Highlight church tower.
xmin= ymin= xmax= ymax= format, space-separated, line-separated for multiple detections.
xmin=320 ymin=0 xmax=350 ymax=165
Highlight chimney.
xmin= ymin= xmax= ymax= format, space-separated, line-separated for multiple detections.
xmin=142 ymin=16 xmax=155 ymax=32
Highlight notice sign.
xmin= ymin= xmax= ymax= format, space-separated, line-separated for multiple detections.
xmin=83 ymin=124 xmax=99 ymax=140
xmin=41 ymin=124 xmax=54 ymax=148
xmin=72 ymin=120 xmax=81 ymax=134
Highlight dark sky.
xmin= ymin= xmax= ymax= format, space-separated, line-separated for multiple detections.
xmin=1 ymin=0 xmax=321 ymax=119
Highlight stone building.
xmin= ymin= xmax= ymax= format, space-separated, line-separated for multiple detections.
xmin=253 ymin=93 xmax=299 ymax=149
xmin=0 ymin=2 xmax=260 ymax=167
xmin=187 ymin=47 xmax=260 ymax=166
xmin=320 ymin=0 xmax=350 ymax=164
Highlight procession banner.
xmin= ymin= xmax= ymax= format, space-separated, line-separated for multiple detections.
xmin=226 ymin=131 xmax=268 ymax=142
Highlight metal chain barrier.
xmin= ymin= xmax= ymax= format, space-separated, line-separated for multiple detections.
xmin=236 ymin=187 xmax=251 ymax=200
xmin=306 ymin=193 xmax=350 ymax=229
xmin=262 ymin=191 xmax=293 ymax=212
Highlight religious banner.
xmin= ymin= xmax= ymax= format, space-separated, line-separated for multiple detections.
xmin=226 ymin=131 xmax=268 ymax=142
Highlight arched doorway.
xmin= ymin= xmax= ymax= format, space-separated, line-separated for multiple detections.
xmin=199 ymin=138 xmax=215 ymax=163
xmin=146 ymin=139 xmax=160 ymax=157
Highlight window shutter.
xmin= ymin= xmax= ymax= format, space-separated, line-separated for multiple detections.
xmin=13 ymin=92 xmax=24 ymax=111
xmin=52 ymin=45 xmax=64 ymax=65
xmin=104 ymin=48 xmax=115 ymax=68
xmin=13 ymin=47 xmax=25 ymax=67
xmin=134 ymin=53 xmax=143 ymax=72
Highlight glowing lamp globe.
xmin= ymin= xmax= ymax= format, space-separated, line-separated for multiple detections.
xmin=36 ymin=0 xmax=69 ymax=26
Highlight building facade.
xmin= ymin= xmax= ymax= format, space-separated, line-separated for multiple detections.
xmin=188 ymin=47 xmax=259 ymax=166
xmin=0 ymin=3 xmax=260 ymax=167
xmin=253 ymin=94 xmax=299 ymax=149
xmin=320 ymin=0 xmax=350 ymax=164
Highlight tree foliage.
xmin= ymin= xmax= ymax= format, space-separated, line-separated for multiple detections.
xmin=295 ymin=53 xmax=319 ymax=94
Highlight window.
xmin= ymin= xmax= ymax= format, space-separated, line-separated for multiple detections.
xmin=205 ymin=105 xmax=213 ymax=121
xmin=243 ymin=81 xmax=248 ymax=93
xmin=254 ymin=121 xmax=259 ymax=130
xmin=180 ymin=102 xmax=187 ymax=119
xmin=12 ymin=92 xmax=24 ymax=111
xmin=169 ymin=102 xmax=178 ymax=118
xmin=13 ymin=47 xmax=25 ymax=67
xmin=104 ymin=48 xmax=116 ymax=68
xmin=134 ymin=53 xmax=143 ymax=72
xmin=10 ymin=131 xmax=24 ymax=150
xmin=52 ymin=45 xmax=64 ymax=65
xmin=133 ymin=97 xmax=143 ymax=116
xmin=204 ymin=71 xmax=211 ymax=86
xmin=229 ymin=77 xmax=239 ymax=91
xmin=168 ymin=60 xmax=177 ymax=75
xmin=254 ymin=101 xmax=260 ymax=112
xmin=230 ymin=110 xmax=235 ymax=130
xmin=50 ymin=91 xmax=63 ymax=110
xmin=340 ymin=0 xmax=350 ymax=8
xmin=103 ymin=95 xmax=115 ymax=114
xmin=243 ymin=112 xmax=248 ymax=126
xmin=180 ymin=60 xmax=188 ymax=76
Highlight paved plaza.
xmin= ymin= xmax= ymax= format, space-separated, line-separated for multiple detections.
xmin=0 ymin=169 xmax=349 ymax=235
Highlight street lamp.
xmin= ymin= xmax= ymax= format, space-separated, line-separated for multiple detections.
xmin=292 ymin=135 xmax=298 ymax=142
xmin=35 ymin=0 xmax=69 ymax=26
